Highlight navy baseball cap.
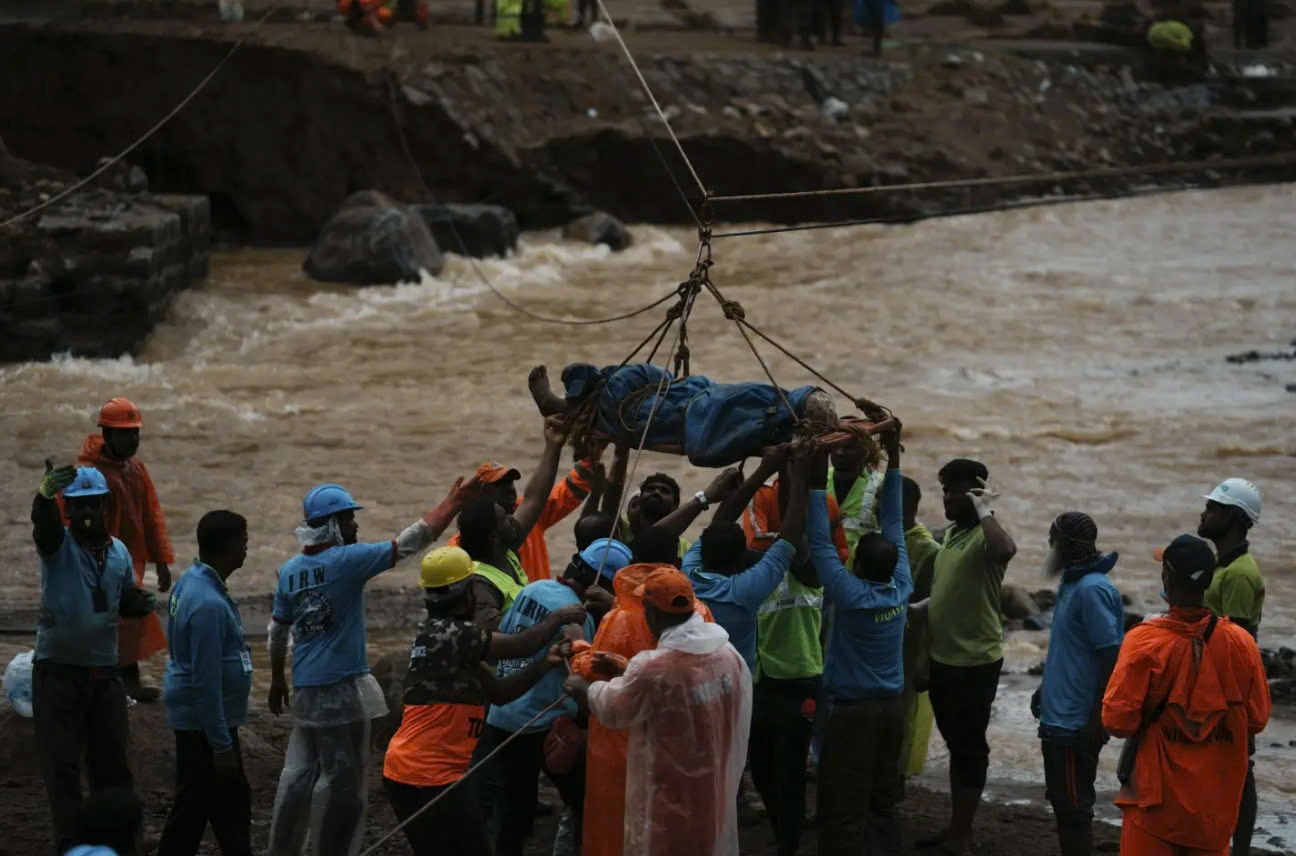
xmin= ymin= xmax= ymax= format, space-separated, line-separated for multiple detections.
xmin=1153 ymin=534 xmax=1216 ymax=591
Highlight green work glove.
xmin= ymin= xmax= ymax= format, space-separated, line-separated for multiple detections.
xmin=39 ymin=460 xmax=77 ymax=499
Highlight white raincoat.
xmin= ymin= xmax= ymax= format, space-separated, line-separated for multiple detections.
xmin=586 ymin=613 xmax=752 ymax=856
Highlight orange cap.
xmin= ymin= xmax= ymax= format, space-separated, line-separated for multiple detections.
xmin=634 ymin=568 xmax=696 ymax=615
xmin=475 ymin=462 xmax=521 ymax=485
xmin=97 ymin=397 xmax=143 ymax=429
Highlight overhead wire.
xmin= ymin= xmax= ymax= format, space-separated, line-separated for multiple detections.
xmin=0 ymin=7 xmax=280 ymax=232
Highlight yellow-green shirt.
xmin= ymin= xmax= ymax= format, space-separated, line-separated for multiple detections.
xmin=1205 ymin=547 xmax=1264 ymax=634
xmin=929 ymin=524 xmax=1007 ymax=667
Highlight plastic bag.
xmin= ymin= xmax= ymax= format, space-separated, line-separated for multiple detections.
xmin=292 ymin=673 xmax=388 ymax=728
xmin=4 ymin=651 xmax=34 ymax=718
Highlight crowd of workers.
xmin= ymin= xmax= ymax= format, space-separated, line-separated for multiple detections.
xmin=29 ymin=385 xmax=1272 ymax=856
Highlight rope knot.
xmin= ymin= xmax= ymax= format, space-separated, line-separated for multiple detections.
xmin=721 ymin=299 xmax=745 ymax=321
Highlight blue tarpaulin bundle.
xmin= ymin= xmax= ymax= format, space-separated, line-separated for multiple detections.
xmin=561 ymin=363 xmax=818 ymax=468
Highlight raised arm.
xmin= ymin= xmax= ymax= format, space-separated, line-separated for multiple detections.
xmin=969 ymin=478 xmax=1016 ymax=566
xmin=33 ymin=462 xmax=76 ymax=556
xmin=600 ymin=444 xmax=630 ymax=517
xmin=714 ymin=445 xmax=790 ymax=524
xmin=393 ymin=475 xmax=482 ymax=563
xmin=512 ymin=416 xmax=568 ymax=545
xmin=878 ymin=427 xmax=911 ymax=600
xmin=777 ymin=451 xmax=809 ymax=556
xmin=580 ymin=463 xmax=607 ymax=520
xmin=656 ymin=468 xmax=743 ymax=536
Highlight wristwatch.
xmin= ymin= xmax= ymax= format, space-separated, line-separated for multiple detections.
xmin=694 ymin=490 xmax=711 ymax=509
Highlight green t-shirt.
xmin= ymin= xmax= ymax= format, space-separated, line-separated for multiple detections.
xmin=905 ymin=523 xmax=941 ymax=602
xmin=829 ymin=467 xmax=883 ymax=566
xmin=929 ymin=524 xmax=1007 ymax=667
xmin=755 ymin=575 xmax=824 ymax=681
xmin=1204 ymin=550 xmax=1264 ymax=632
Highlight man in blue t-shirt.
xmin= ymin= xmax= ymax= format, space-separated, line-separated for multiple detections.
xmin=266 ymin=477 xmax=473 ymax=856
xmin=807 ymin=427 xmax=910 ymax=855
xmin=1030 ymin=512 xmax=1123 ymax=856
xmin=471 ymin=549 xmax=600 ymax=856
xmin=31 ymin=463 xmax=156 ymax=854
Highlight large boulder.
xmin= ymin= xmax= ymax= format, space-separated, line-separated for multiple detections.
xmin=1001 ymin=583 xmax=1042 ymax=619
xmin=414 ymin=203 xmax=520 ymax=259
xmin=303 ymin=192 xmax=443 ymax=285
xmin=563 ymin=211 xmax=632 ymax=252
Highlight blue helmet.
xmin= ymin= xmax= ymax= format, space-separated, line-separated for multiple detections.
xmin=303 ymin=483 xmax=364 ymax=523
xmin=579 ymin=538 xmax=634 ymax=581
xmin=62 ymin=466 xmax=110 ymax=498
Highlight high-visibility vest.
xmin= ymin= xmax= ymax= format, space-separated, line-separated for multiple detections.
xmin=473 ymin=560 xmax=526 ymax=612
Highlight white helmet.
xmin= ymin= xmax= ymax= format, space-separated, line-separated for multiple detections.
xmin=1202 ymin=478 xmax=1262 ymax=524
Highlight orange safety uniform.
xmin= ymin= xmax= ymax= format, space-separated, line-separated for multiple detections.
xmin=450 ymin=460 xmax=592 ymax=582
xmin=573 ymin=563 xmax=713 ymax=856
xmin=742 ymin=479 xmax=849 ymax=563
xmin=75 ymin=434 xmax=173 ymax=664
xmin=1102 ymin=606 xmax=1271 ymax=855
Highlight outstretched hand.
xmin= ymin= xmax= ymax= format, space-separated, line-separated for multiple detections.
xmin=759 ymin=443 xmax=793 ymax=473
xmin=544 ymin=414 xmax=569 ymax=446
xmin=967 ymin=476 xmax=999 ymax=519
xmin=447 ymin=474 xmax=485 ymax=508
xmin=39 ymin=459 xmax=77 ymax=499
xmin=703 ymin=467 xmax=743 ymax=504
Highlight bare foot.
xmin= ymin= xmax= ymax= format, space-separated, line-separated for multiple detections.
xmin=528 ymin=365 xmax=569 ymax=416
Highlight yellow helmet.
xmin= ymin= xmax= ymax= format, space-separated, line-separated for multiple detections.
xmin=420 ymin=546 xmax=474 ymax=590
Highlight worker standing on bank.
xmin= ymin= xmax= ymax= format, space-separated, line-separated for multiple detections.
xmin=158 ymin=511 xmax=254 ymax=856
xmin=76 ymin=397 xmax=174 ymax=702
xmin=266 ymin=475 xmax=477 ymax=856
xmin=32 ymin=462 xmax=157 ymax=855
xmin=1103 ymin=535 xmax=1270 ymax=856
xmin=1196 ymin=478 xmax=1264 ymax=856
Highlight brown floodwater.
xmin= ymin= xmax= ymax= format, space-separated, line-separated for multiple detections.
xmin=2 ymin=184 xmax=1294 ymax=840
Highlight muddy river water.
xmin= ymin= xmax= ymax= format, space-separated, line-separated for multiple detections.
xmin=2 ymin=184 xmax=1294 ymax=847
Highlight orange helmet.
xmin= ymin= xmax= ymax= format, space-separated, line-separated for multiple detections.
xmin=97 ymin=397 xmax=143 ymax=429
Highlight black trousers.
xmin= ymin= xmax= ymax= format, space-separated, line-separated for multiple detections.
xmin=817 ymin=694 xmax=905 ymax=855
xmin=384 ymin=777 xmax=491 ymax=856
xmin=929 ymin=659 xmax=1002 ymax=790
xmin=157 ymin=729 xmax=252 ymax=856
xmin=750 ymin=678 xmax=818 ymax=856
xmin=32 ymin=660 xmax=133 ymax=855
xmin=471 ymin=724 xmax=586 ymax=856
xmin=1041 ymin=738 xmax=1098 ymax=855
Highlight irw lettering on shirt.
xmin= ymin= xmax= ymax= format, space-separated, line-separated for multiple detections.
xmin=691 ymin=673 xmax=735 ymax=705
xmin=874 ymin=604 xmax=905 ymax=624
xmin=287 ymin=566 xmax=327 ymax=593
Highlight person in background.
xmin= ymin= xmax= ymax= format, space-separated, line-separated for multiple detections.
xmin=899 ymin=475 xmax=940 ymax=782
xmin=158 ymin=511 xmax=255 ymax=856
xmin=828 ymin=444 xmax=883 ymax=564
xmin=266 ymin=475 xmax=473 ymax=856
xmin=76 ymin=396 xmax=173 ymax=703
xmin=809 ymin=427 xmax=909 ymax=854
xmin=32 ymin=462 xmax=157 ymax=855
xmin=1029 ymin=512 xmax=1123 ymax=856
xmin=743 ymin=456 xmax=849 ymax=562
xmin=458 ymin=497 xmax=531 ymax=618
xmin=382 ymin=546 xmax=585 ymax=856
xmin=67 ymin=787 xmax=144 ymax=856
xmin=565 ymin=568 xmax=752 ymax=856
xmin=1103 ymin=535 xmax=1270 ymax=856
xmin=620 ymin=469 xmax=692 ymax=559
xmin=922 ymin=459 xmax=1016 ymax=855
xmin=1196 ymin=477 xmax=1264 ymax=856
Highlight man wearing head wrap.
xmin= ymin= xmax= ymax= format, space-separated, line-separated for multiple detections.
xmin=1029 ymin=512 xmax=1124 ymax=856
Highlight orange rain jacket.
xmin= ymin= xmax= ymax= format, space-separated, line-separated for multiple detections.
xmin=571 ymin=562 xmax=713 ymax=856
xmin=76 ymin=434 xmax=174 ymax=664
xmin=742 ymin=479 xmax=849 ymax=563
xmin=450 ymin=460 xmax=592 ymax=582
xmin=1102 ymin=606 xmax=1271 ymax=851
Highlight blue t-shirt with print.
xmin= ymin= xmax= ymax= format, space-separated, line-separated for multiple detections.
xmin=273 ymin=541 xmax=395 ymax=688
xmin=486 ymin=580 xmax=595 ymax=734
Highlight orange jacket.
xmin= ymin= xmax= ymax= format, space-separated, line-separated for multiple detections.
xmin=76 ymin=434 xmax=173 ymax=663
xmin=1102 ymin=607 xmax=1271 ymax=850
xmin=742 ymin=479 xmax=848 ymax=563
xmin=450 ymin=460 xmax=592 ymax=582
xmin=575 ymin=563 xmax=714 ymax=856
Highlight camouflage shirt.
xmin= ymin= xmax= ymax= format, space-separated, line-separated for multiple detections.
xmin=401 ymin=617 xmax=490 ymax=707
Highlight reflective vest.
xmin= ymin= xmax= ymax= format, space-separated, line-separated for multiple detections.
xmin=831 ymin=467 xmax=884 ymax=565
xmin=473 ymin=560 xmax=526 ymax=612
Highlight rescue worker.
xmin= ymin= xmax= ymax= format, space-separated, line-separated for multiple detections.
xmin=32 ymin=462 xmax=157 ymax=855
xmin=1196 ymin=477 xmax=1264 ymax=856
xmin=828 ymin=444 xmax=883 ymax=564
xmin=1029 ymin=512 xmax=1124 ymax=856
xmin=158 ymin=510 xmax=254 ymax=856
xmin=621 ymin=470 xmax=692 ymax=558
xmin=471 ymin=543 xmax=600 ymax=856
xmin=1102 ymin=535 xmax=1271 ymax=856
xmin=685 ymin=447 xmax=803 ymax=674
xmin=922 ymin=459 xmax=1017 ymax=854
xmin=77 ymin=396 xmax=173 ymax=703
xmin=899 ymin=475 xmax=940 ymax=781
xmin=565 ymin=568 xmax=752 ymax=856
xmin=458 ymin=497 xmax=531 ymax=618
xmin=382 ymin=546 xmax=585 ymax=856
xmin=743 ymin=459 xmax=849 ymax=561
xmin=451 ymin=413 xmax=595 ymax=581
xmin=338 ymin=0 xmax=429 ymax=32
xmin=265 ymin=475 xmax=475 ymax=856
xmin=808 ymin=426 xmax=910 ymax=854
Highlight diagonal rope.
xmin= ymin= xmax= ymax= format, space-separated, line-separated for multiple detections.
xmin=0 ymin=8 xmax=279 ymax=232
xmin=591 ymin=0 xmax=708 ymax=199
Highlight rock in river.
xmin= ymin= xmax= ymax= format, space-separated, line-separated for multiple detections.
xmin=303 ymin=191 xmax=443 ymax=285
xmin=563 ymin=211 xmax=632 ymax=252
xmin=414 ymin=202 xmax=519 ymax=259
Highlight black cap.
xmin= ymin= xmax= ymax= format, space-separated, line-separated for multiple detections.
xmin=1154 ymin=534 xmax=1216 ymax=591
